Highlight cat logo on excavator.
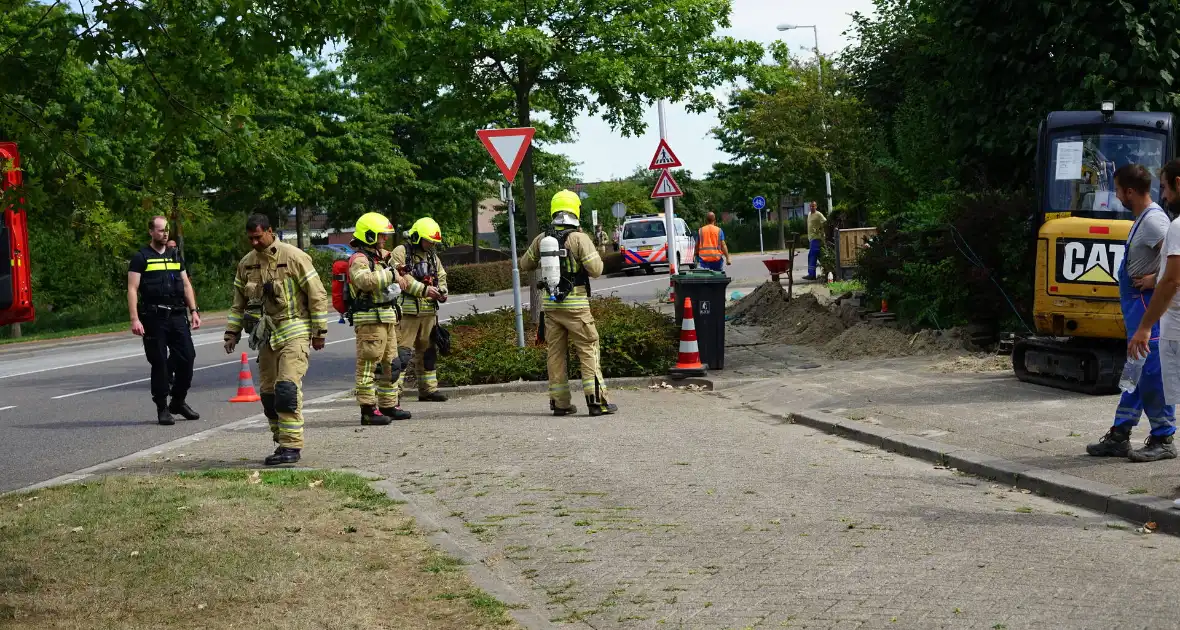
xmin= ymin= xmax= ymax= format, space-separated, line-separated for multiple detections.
xmin=1056 ymin=239 xmax=1125 ymax=285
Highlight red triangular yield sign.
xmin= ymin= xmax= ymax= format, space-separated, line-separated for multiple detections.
xmin=648 ymin=138 xmax=683 ymax=170
xmin=477 ymin=127 xmax=536 ymax=182
xmin=650 ymin=169 xmax=684 ymax=198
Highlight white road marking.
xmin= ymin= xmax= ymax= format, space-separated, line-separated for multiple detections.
xmin=0 ymin=337 xmax=224 ymax=380
xmin=0 ymin=405 xmax=15 ymax=412
xmin=52 ymin=337 xmax=356 ymax=399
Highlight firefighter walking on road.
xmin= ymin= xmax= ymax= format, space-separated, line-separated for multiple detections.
xmin=347 ymin=212 xmax=414 ymax=425
xmin=128 ymin=216 xmax=202 ymax=425
xmin=520 ymin=190 xmax=618 ymax=417
xmin=224 ymin=213 xmax=329 ymax=466
xmin=391 ymin=217 xmax=450 ymax=403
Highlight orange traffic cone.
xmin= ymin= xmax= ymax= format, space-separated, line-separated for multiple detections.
xmin=229 ymin=352 xmax=261 ymax=402
xmin=669 ymin=297 xmax=707 ymax=379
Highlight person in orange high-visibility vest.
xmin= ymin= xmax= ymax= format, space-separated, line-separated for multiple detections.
xmin=696 ymin=212 xmax=731 ymax=272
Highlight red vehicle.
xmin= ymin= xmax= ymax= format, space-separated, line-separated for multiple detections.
xmin=0 ymin=142 xmax=34 ymax=326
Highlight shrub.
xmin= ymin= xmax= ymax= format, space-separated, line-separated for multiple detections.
xmin=437 ymin=297 xmax=677 ymax=387
xmin=856 ymin=190 xmax=1035 ymax=332
xmin=446 ymin=260 xmax=515 ymax=295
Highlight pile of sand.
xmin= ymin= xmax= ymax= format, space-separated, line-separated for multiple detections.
xmin=823 ymin=323 xmax=976 ymax=360
xmin=930 ymin=353 xmax=1011 ymax=373
xmin=763 ymin=293 xmax=848 ymax=346
xmin=728 ymin=281 xmax=792 ymax=326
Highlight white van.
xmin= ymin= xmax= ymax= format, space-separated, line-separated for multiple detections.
xmin=618 ymin=214 xmax=695 ymax=275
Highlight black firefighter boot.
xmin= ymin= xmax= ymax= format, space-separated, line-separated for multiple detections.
xmin=155 ymin=397 xmax=175 ymax=426
xmin=361 ymin=405 xmax=392 ymax=426
xmin=586 ymin=379 xmax=618 ymax=417
xmin=264 ymin=447 xmax=301 ymax=466
xmin=168 ymin=397 xmax=200 ymax=420
xmin=378 ymin=405 xmax=412 ymax=421
xmin=550 ymin=399 xmax=578 ymax=417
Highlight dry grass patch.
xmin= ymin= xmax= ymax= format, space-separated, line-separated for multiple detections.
xmin=0 ymin=469 xmax=519 ymax=629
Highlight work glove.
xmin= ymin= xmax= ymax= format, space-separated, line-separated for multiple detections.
xmin=223 ymin=331 xmax=240 ymax=354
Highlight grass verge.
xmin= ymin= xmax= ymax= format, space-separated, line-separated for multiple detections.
xmin=0 ymin=470 xmax=520 ymax=629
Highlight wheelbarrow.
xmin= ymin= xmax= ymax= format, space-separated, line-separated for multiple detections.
xmin=763 ymin=258 xmax=792 ymax=283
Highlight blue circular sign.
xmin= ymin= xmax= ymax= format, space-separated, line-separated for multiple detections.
xmin=752 ymin=196 xmax=766 ymax=210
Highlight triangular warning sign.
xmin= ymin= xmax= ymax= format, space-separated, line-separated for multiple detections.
xmin=477 ymin=127 xmax=536 ymax=182
xmin=648 ymin=139 xmax=683 ymax=170
xmin=1077 ymin=265 xmax=1115 ymax=283
xmin=650 ymin=169 xmax=683 ymax=198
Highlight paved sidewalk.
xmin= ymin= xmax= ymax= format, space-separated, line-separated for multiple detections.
xmin=723 ymin=339 xmax=1180 ymax=504
xmin=105 ymin=388 xmax=1180 ymax=628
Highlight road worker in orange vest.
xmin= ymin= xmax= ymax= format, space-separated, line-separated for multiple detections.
xmin=695 ymin=212 xmax=731 ymax=272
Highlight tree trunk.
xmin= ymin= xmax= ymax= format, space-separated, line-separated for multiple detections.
xmin=516 ymin=83 xmax=541 ymax=323
xmin=471 ymin=198 xmax=481 ymax=264
xmin=10 ymin=323 xmax=20 ymax=338
xmin=295 ymin=206 xmax=309 ymax=249
xmin=777 ymin=202 xmax=786 ymax=250
xmin=170 ymin=194 xmax=184 ymax=257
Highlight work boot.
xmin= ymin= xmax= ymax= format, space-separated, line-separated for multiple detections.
xmin=1129 ymin=434 xmax=1178 ymax=463
xmin=551 ymin=400 xmax=577 ymax=417
xmin=586 ymin=396 xmax=618 ymax=417
xmin=379 ymin=406 xmax=412 ymax=421
xmin=361 ymin=405 xmax=391 ymax=426
xmin=155 ymin=398 xmax=174 ymax=426
xmin=418 ymin=392 xmax=448 ymax=402
xmin=1086 ymin=426 xmax=1132 ymax=457
xmin=168 ymin=399 xmax=200 ymax=421
xmin=264 ymin=447 xmax=301 ymax=466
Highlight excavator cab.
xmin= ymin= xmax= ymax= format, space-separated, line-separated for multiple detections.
xmin=1014 ymin=103 xmax=1175 ymax=393
xmin=0 ymin=141 xmax=34 ymax=327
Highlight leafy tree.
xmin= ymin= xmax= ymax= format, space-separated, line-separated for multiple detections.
xmin=400 ymin=0 xmax=762 ymax=318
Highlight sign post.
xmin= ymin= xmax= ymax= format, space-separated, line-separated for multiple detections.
xmin=752 ymin=196 xmax=767 ymax=254
xmin=649 ymin=105 xmax=684 ymax=301
xmin=477 ymin=127 xmax=535 ymax=348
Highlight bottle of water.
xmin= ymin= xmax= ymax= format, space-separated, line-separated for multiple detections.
xmin=1120 ymin=355 xmax=1147 ymax=393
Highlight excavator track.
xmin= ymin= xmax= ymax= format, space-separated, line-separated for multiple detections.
xmin=1012 ymin=337 xmax=1123 ymax=395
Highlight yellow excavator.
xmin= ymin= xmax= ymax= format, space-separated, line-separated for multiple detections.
xmin=1013 ymin=102 xmax=1175 ymax=394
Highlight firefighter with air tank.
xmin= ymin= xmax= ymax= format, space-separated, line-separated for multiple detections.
xmin=346 ymin=212 xmax=415 ymax=425
xmin=390 ymin=217 xmax=450 ymax=404
xmin=520 ymin=190 xmax=618 ymax=417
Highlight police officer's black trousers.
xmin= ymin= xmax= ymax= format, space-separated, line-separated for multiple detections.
xmin=142 ymin=311 xmax=196 ymax=406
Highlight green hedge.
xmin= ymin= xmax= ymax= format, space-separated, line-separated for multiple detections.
xmin=437 ymin=296 xmax=677 ymax=387
xmin=856 ymin=190 xmax=1035 ymax=332
xmin=446 ymin=260 xmax=515 ymax=295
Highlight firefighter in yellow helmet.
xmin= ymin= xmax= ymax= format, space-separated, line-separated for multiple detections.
xmin=347 ymin=212 xmax=413 ymax=425
xmin=520 ymin=190 xmax=618 ymax=416
xmin=390 ymin=217 xmax=450 ymax=404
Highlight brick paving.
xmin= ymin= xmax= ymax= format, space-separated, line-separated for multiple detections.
xmin=115 ymin=388 xmax=1180 ymax=629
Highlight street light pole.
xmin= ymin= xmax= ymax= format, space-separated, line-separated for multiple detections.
xmin=777 ymin=23 xmax=833 ymax=216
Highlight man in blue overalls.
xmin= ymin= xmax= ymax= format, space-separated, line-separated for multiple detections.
xmin=1087 ymin=164 xmax=1177 ymax=461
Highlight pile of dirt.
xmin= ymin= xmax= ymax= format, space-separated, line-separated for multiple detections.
xmin=822 ymin=324 xmax=975 ymax=360
xmin=762 ymin=292 xmax=848 ymax=346
xmin=728 ymin=281 xmax=792 ymax=326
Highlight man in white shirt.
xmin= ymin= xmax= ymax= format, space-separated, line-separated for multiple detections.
xmin=1088 ymin=164 xmax=1175 ymax=461
xmin=1129 ymin=161 xmax=1180 ymax=461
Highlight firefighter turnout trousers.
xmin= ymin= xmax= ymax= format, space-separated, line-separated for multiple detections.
xmin=259 ymin=337 xmax=310 ymax=449
xmin=545 ymin=308 xmax=610 ymax=410
xmin=396 ymin=314 xmax=439 ymax=397
xmin=355 ymin=322 xmax=410 ymax=408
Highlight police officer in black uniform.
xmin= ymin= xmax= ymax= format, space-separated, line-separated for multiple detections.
xmin=128 ymin=216 xmax=202 ymax=425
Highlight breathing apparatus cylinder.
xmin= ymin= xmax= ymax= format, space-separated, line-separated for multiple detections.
xmin=539 ymin=234 xmax=562 ymax=301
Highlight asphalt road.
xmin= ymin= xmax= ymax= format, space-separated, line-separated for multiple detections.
xmin=0 ymin=253 xmax=788 ymax=493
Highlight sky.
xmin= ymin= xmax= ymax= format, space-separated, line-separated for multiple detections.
xmin=549 ymin=0 xmax=877 ymax=183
